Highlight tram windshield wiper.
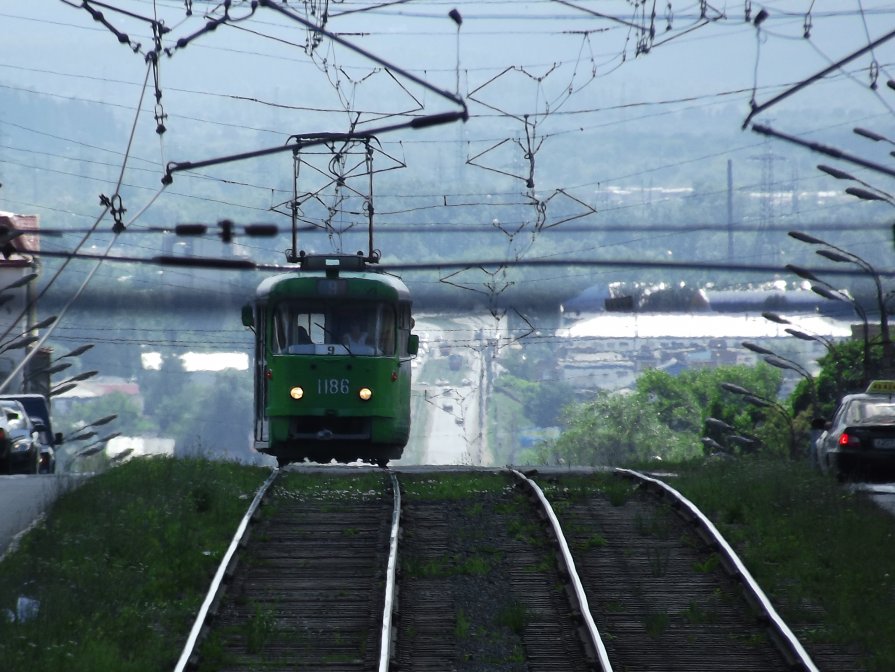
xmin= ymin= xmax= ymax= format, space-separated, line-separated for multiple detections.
xmin=314 ymin=322 xmax=355 ymax=356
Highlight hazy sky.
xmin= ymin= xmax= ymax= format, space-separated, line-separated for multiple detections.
xmin=7 ymin=2 xmax=895 ymax=456
xmin=4 ymin=2 xmax=892 ymax=111
xmin=2 ymin=1 xmax=895 ymax=275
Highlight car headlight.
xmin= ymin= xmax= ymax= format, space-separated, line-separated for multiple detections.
xmin=11 ymin=438 xmax=31 ymax=453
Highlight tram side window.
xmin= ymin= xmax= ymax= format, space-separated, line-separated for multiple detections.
xmin=378 ymin=305 xmax=396 ymax=356
xmin=398 ymin=303 xmax=413 ymax=356
xmin=272 ymin=309 xmax=287 ymax=353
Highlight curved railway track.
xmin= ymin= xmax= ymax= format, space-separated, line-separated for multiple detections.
xmin=532 ymin=469 xmax=815 ymax=671
xmin=175 ymin=466 xmax=828 ymax=672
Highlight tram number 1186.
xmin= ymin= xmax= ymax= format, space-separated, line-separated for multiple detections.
xmin=319 ymin=378 xmax=350 ymax=395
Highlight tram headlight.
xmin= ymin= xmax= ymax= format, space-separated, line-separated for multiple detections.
xmin=358 ymin=387 xmax=373 ymax=401
xmin=289 ymin=386 xmax=304 ymax=400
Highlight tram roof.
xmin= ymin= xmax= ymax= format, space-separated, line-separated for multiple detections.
xmin=255 ymin=255 xmax=411 ymax=301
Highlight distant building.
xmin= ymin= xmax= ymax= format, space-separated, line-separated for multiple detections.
xmin=0 ymin=212 xmax=41 ymax=392
xmin=555 ymin=312 xmax=851 ymax=393
xmin=141 ymin=351 xmax=249 ymax=372
xmin=560 ymin=284 xmax=611 ymax=314
xmin=703 ymin=288 xmax=845 ymax=315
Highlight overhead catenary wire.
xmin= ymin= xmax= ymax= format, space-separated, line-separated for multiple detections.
xmin=1 ymin=55 xmax=888 ymax=216
xmin=0 ymin=3 xmax=888 ymax=388
xmin=4 ymin=3 xmax=894 ymax=286
xmin=0 ymin=185 xmax=169 ymax=393
xmin=0 ymin=62 xmax=167 ymax=392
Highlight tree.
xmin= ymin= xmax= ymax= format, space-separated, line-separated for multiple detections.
xmin=542 ymin=364 xmax=786 ymax=466
xmin=56 ymin=391 xmax=152 ymax=438
xmin=540 ymin=391 xmax=668 ymax=466
xmin=793 ymin=339 xmax=877 ymax=421
xmin=496 ymin=374 xmax=576 ymax=428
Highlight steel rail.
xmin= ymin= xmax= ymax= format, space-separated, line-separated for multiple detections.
xmin=378 ymin=471 xmax=401 ymax=672
xmin=616 ymin=468 xmax=820 ymax=672
xmin=510 ymin=469 xmax=614 ymax=671
xmin=173 ymin=467 xmax=280 ymax=672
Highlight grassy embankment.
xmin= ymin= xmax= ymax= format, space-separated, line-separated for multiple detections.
xmin=0 ymin=456 xmax=892 ymax=670
xmin=669 ymin=458 xmax=895 ymax=671
xmin=0 ymin=458 xmax=270 ymax=672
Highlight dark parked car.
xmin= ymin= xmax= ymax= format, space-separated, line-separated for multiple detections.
xmin=0 ymin=400 xmax=49 ymax=475
xmin=0 ymin=394 xmax=59 ymax=474
xmin=0 ymin=410 xmax=14 ymax=474
xmin=816 ymin=380 xmax=895 ymax=480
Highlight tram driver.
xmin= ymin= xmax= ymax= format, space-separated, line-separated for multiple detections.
xmin=343 ymin=321 xmax=373 ymax=352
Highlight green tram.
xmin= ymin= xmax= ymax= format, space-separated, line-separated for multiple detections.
xmin=241 ymin=254 xmax=419 ymax=467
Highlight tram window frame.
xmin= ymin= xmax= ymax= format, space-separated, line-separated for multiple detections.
xmin=273 ymin=300 xmax=399 ymax=356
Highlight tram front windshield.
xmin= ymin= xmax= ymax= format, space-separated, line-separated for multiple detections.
xmin=272 ymin=300 xmax=396 ymax=356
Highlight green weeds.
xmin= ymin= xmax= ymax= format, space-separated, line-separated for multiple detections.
xmin=400 ymin=471 xmax=512 ymax=499
xmin=692 ymin=553 xmax=721 ymax=574
xmin=403 ymin=553 xmax=495 ymax=578
xmin=644 ymin=610 xmax=670 ymax=638
xmin=646 ymin=546 xmax=670 ymax=577
xmin=673 ymin=457 xmax=895 ymax=671
xmin=0 ymin=457 xmax=269 ymax=672
xmin=455 ymin=608 xmax=471 ymax=639
xmin=274 ymin=471 xmax=388 ymax=499
xmin=497 ymin=600 xmax=529 ymax=634
xmin=575 ymin=531 xmax=608 ymax=551
xmin=5 ymin=457 xmax=890 ymax=670
xmin=245 ymin=603 xmax=276 ymax=654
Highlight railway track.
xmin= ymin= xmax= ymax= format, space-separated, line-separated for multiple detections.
xmin=394 ymin=470 xmax=597 ymax=671
xmin=533 ymin=469 xmax=815 ymax=671
xmin=175 ymin=468 xmax=398 ymax=671
xmin=175 ymin=466 xmax=826 ymax=671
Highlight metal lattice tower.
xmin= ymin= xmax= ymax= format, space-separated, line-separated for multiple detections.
xmin=750 ymin=140 xmax=787 ymax=262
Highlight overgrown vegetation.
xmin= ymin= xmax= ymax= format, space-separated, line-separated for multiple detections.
xmin=57 ymin=362 xmax=255 ymax=465
xmin=0 ymin=458 xmax=269 ymax=672
xmin=400 ymin=470 xmax=511 ymax=499
xmin=672 ymin=457 xmax=895 ymax=671
xmin=502 ymin=330 xmax=886 ymax=469
xmin=529 ymin=363 xmax=785 ymax=465
xmin=2 ymin=456 xmax=894 ymax=669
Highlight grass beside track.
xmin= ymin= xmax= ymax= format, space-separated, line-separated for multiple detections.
xmin=0 ymin=458 xmax=270 ymax=672
xmin=667 ymin=457 xmax=895 ymax=672
xmin=0 ymin=457 xmax=892 ymax=670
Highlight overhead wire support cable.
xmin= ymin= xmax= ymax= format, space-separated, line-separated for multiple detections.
xmin=743 ymin=25 xmax=895 ymax=129
xmin=0 ymin=185 xmax=167 ymax=394
xmin=551 ymin=0 xmax=645 ymax=30
xmin=256 ymin=0 xmax=468 ymax=113
xmin=0 ymin=62 xmax=152 ymax=343
xmin=163 ymin=112 xmax=466 ymax=183
xmin=81 ymin=0 xmax=168 ymax=27
xmin=0 ymin=61 xmax=165 ymax=391
xmin=165 ymin=1 xmax=258 ymax=56
xmin=22 ymin=248 xmax=893 ymax=281
xmin=63 ymin=0 xmax=173 ymax=53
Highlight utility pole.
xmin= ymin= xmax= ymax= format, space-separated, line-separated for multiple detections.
xmin=727 ymin=160 xmax=734 ymax=263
